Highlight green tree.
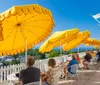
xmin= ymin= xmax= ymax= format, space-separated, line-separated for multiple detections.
xmin=47 ymin=50 xmax=60 ymax=58
xmin=11 ymin=54 xmax=20 ymax=65
xmin=12 ymin=54 xmax=19 ymax=60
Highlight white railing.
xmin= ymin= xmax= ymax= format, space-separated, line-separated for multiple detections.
xmin=0 ymin=63 xmax=26 ymax=81
xmin=0 ymin=52 xmax=85 ymax=82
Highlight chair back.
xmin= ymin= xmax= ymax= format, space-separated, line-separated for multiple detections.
xmin=44 ymin=63 xmax=48 ymax=72
xmin=70 ymin=64 xmax=78 ymax=74
xmin=51 ymin=67 xmax=60 ymax=85
xmin=24 ymin=81 xmax=40 ymax=85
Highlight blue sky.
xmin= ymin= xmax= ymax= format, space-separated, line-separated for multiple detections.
xmin=0 ymin=0 xmax=100 ymax=38
xmin=0 ymin=0 xmax=100 ymax=48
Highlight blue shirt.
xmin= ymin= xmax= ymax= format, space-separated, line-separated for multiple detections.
xmin=67 ymin=59 xmax=78 ymax=74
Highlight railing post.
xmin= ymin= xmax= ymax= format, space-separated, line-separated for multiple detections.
xmin=16 ymin=64 xmax=18 ymax=72
xmin=10 ymin=65 xmax=12 ymax=75
xmin=12 ymin=64 xmax=15 ymax=73
xmin=14 ymin=64 xmax=16 ymax=73
xmin=18 ymin=64 xmax=20 ymax=72
xmin=6 ymin=66 xmax=9 ymax=79
xmin=0 ymin=67 xmax=3 ymax=82
xmin=4 ymin=66 xmax=6 ymax=81
xmin=39 ymin=60 xmax=41 ymax=71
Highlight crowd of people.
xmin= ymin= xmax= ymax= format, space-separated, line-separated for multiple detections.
xmin=15 ymin=50 xmax=100 ymax=85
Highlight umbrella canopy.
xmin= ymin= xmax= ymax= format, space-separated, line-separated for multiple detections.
xmin=39 ymin=28 xmax=79 ymax=53
xmin=62 ymin=30 xmax=90 ymax=51
xmin=0 ymin=21 xmax=3 ymax=41
xmin=94 ymin=45 xmax=99 ymax=48
xmin=0 ymin=4 xmax=54 ymax=55
xmin=84 ymin=38 xmax=100 ymax=46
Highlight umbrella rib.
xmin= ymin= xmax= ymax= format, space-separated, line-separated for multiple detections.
xmin=3 ymin=15 xmax=19 ymax=34
xmin=12 ymin=27 xmax=18 ymax=51
xmin=0 ymin=26 xmax=16 ymax=46
xmin=16 ymin=15 xmax=19 ymax=22
xmin=3 ymin=20 xmax=15 ymax=26
xmin=23 ymin=20 xmax=52 ymax=24
xmin=3 ymin=25 xmax=16 ymax=33
xmin=11 ymin=15 xmax=19 ymax=49
xmin=19 ymin=15 xmax=26 ymax=22
xmin=21 ymin=14 xmax=40 ymax=23
xmin=23 ymin=28 xmax=39 ymax=38
xmin=23 ymin=24 xmax=49 ymax=30
xmin=19 ymin=27 xmax=26 ymax=43
xmin=19 ymin=27 xmax=27 ymax=51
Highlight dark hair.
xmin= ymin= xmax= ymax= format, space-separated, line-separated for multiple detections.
xmin=27 ymin=56 xmax=35 ymax=67
xmin=48 ymin=59 xmax=56 ymax=68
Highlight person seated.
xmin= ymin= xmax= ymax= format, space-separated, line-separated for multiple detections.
xmin=41 ymin=59 xmax=56 ymax=85
xmin=96 ymin=50 xmax=100 ymax=62
xmin=64 ymin=54 xmax=78 ymax=77
xmin=19 ymin=56 xmax=40 ymax=85
xmin=82 ymin=51 xmax=92 ymax=69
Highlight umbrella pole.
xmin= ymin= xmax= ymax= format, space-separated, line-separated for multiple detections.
xmin=25 ymin=38 xmax=27 ymax=62
xmin=60 ymin=43 xmax=62 ymax=56
xmin=78 ymin=47 xmax=79 ymax=53
xmin=85 ymin=45 xmax=87 ymax=52
xmin=60 ymin=43 xmax=63 ymax=63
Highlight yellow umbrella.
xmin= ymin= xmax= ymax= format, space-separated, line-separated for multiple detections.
xmin=39 ymin=28 xmax=79 ymax=53
xmin=62 ymin=30 xmax=90 ymax=51
xmin=0 ymin=4 xmax=54 ymax=56
xmin=85 ymin=44 xmax=90 ymax=46
xmin=84 ymin=38 xmax=95 ymax=45
xmin=94 ymin=45 xmax=99 ymax=48
xmin=84 ymin=38 xmax=100 ymax=46
xmin=85 ymin=40 xmax=100 ymax=51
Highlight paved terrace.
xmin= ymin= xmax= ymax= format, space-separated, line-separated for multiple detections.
xmin=59 ymin=64 xmax=100 ymax=85
xmin=0 ymin=52 xmax=99 ymax=85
